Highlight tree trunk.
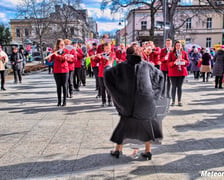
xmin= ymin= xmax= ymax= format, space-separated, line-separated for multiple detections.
xmin=39 ymin=37 xmax=44 ymax=65
xmin=150 ymin=10 xmax=155 ymax=41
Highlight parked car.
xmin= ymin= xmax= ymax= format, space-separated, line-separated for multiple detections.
xmin=32 ymin=52 xmax=41 ymax=61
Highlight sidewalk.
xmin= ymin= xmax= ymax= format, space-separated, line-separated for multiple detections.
xmin=0 ymin=72 xmax=223 ymax=180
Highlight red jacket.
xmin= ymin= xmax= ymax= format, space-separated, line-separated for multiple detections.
xmin=160 ymin=48 xmax=172 ymax=72
xmin=149 ymin=47 xmax=161 ymax=65
xmin=89 ymin=48 xmax=98 ymax=67
xmin=116 ymin=49 xmax=126 ymax=63
xmin=167 ymin=50 xmax=189 ymax=77
xmin=67 ymin=49 xmax=77 ymax=71
xmin=97 ymin=44 xmax=104 ymax=54
xmin=95 ymin=52 xmax=115 ymax=77
xmin=49 ymin=49 xmax=69 ymax=74
xmin=75 ymin=48 xmax=83 ymax=68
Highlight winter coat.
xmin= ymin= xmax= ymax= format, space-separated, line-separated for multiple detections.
xmin=89 ymin=48 xmax=98 ymax=67
xmin=10 ymin=52 xmax=23 ymax=70
xmin=213 ymin=49 xmax=224 ymax=76
xmin=0 ymin=50 xmax=8 ymax=71
xmin=149 ymin=47 xmax=161 ymax=65
xmin=75 ymin=48 xmax=83 ymax=68
xmin=190 ymin=52 xmax=201 ymax=72
xmin=160 ymin=48 xmax=172 ymax=72
xmin=104 ymin=54 xmax=169 ymax=144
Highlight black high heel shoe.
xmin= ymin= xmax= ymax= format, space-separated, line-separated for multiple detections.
xmin=110 ymin=150 xmax=122 ymax=159
xmin=141 ymin=152 xmax=152 ymax=160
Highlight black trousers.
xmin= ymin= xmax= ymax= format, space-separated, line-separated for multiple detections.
xmin=48 ymin=66 xmax=53 ymax=74
xmin=13 ymin=69 xmax=22 ymax=83
xmin=80 ymin=66 xmax=86 ymax=85
xmin=93 ymin=67 xmax=99 ymax=90
xmin=99 ymin=77 xmax=111 ymax=104
xmin=193 ymin=71 xmax=200 ymax=79
xmin=170 ymin=76 xmax=185 ymax=103
xmin=155 ymin=65 xmax=160 ymax=70
xmin=54 ymin=73 xmax=69 ymax=104
xmin=202 ymin=72 xmax=210 ymax=82
xmin=73 ymin=68 xmax=81 ymax=89
xmin=67 ymin=70 xmax=74 ymax=96
xmin=215 ymin=76 xmax=223 ymax=88
xmin=162 ymin=71 xmax=171 ymax=98
xmin=0 ymin=70 xmax=5 ymax=89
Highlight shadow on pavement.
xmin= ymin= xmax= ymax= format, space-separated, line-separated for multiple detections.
xmin=0 ymin=153 xmax=132 ymax=179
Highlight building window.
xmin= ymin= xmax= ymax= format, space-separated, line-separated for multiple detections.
xmin=186 ymin=38 xmax=192 ymax=44
xmin=206 ymin=37 xmax=212 ymax=48
xmin=186 ymin=18 xmax=191 ymax=29
xmin=16 ymin=28 xmax=21 ymax=38
xmin=24 ymin=28 xmax=29 ymax=37
xmin=141 ymin=21 xmax=147 ymax=30
xmin=207 ymin=18 xmax=212 ymax=29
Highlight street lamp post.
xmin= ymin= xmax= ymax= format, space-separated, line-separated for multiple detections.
xmin=163 ymin=0 xmax=167 ymax=47
xmin=119 ymin=19 xmax=127 ymax=46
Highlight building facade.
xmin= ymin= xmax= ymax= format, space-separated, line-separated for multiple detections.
xmin=10 ymin=4 xmax=98 ymax=47
xmin=124 ymin=3 xmax=224 ymax=48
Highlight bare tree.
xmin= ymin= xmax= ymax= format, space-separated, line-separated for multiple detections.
xmin=101 ymin=0 xmax=162 ymax=41
xmin=17 ymin=0 xmax=55 ymax=64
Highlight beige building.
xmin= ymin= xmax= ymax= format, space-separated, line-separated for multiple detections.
xmin=10 ymin=4 xmax=98 ymax=47
xmin=125 ymin=3 xmax=224 ymax=48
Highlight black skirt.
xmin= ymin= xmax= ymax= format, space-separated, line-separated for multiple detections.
xmin=110 ymin=97 xmax=169 ymax=145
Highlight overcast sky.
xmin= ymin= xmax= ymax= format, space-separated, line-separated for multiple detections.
xmin=0 ymin=0 xmax=124 ymax=35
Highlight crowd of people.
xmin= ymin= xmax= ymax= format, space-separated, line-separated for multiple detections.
xmin=0 ymin=35 xmax=224 ymax=107
xmin=0 ymin=36 xmax=224 ymax=160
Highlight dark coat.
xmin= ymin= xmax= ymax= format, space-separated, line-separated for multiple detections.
xmin=190 ymin=52 xmax=201 ymax=72
xmin=10 ymin=52 xmax=23 ymax=70
xmin=104 ymin=55 xmax=169 ymax=144
xmin=213 ymin=49 xmax=224 ymax=76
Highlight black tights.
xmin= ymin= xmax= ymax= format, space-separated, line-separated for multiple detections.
xmin=99 ymin=77 xmax=111 ymax=104
xmin=202 ymin=72 xmax=210 ymax=82
xmin=0 ymin=71 xmax=5 ymax=89
xmin=170 ymin=76 xmax=185 ymax=103
xmin=162 ymin=71 xmax=171 ymax=97
xmin=215 ymin=76 xmax=223 ymax=88
xmin=54 ymin=73 xmax=69 ymax=104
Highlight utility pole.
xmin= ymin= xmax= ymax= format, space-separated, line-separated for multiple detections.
xmin=163 ymin=0 xmax=167 ymax=47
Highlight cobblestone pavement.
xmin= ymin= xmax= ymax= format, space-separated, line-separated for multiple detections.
xmin=0 ymin=71 xmax=223 ymax=180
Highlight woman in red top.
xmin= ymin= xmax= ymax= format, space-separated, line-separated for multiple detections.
xmin=95 ymin=42 xmax=115 ymax=107
xmin=48 ymin=39 xmax=69 ymax=106
xmin=167 ymin=41 xmax=189 ymax=106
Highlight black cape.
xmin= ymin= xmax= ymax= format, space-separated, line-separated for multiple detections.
xmin=104 ymin=55 xmax=169 ymax=144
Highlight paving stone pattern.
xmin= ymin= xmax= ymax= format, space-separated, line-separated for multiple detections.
xmin=0 ymin=72 xmax=223 ymax=180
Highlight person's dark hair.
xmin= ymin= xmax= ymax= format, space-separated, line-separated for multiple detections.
xmin=173 ymin=41 xmax=181 ymax=53
xmin=126 ymin=46 xmax=135 ymax=55
xmin=102 ymin=42 xmax=110 ymax=50
xmin=102 ymin=34 xmax=109 ymax=39
xmin=166 ymin=38 xmax=172 ymax=42
xmin=56 ymin=38 xmax=64 ymax=50
xmin=92 ymin=42 xmax=97 ymax=46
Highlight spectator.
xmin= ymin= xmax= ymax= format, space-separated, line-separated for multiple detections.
xmin=0 ymin=44 xmax=9 ymax=90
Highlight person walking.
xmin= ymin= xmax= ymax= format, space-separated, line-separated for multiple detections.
xmin=160 ymin=39 xmax=173 ymax=98
xmin=104 ymin=44 xmax=166 ymax=160
xmin=19 ymin=47 xmax=26 ymax=75
xmin=10 ymin=46 xmax=23 ymax=84
xmin=148 ymin=41 xmax=161 ymax=69
xmin=48 ymin=39 xmax=69 ymax=106
xmin=95 ymin=42 xmax=115 ymax=107
xmin=73 ymin=42 xmax=83 ymax=91
xmin=213 ymin=46 xmax=224 ymax=89
xmin=200 ymin=49 xmax=211 ymax=82
xmin=79 ymin=41 xmax=87 ymax=86
xmin=89 ymin=43 xmax=101 ymax=97
xmin=0 ymin=44 xmax=8 ymax=91
xmin=190 ymin=48 xmax=201 ymax=80
xmin=64 ymin=39 xmax=76 ymax=98
xmin=167 ymin=41 xmax=189 ymax=106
